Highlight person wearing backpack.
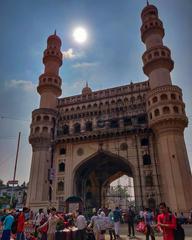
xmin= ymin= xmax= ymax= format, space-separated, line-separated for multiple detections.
xmin=143 ymin=208 xmax=155 ymax=240
xmin=1 ymin=210 xmax=14 ymax=240
xmin=157 ymin=202 xmax=176 ymax=240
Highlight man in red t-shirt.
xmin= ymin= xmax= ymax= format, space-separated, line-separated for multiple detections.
xmin=16 ymin=208 xmax=27 ymax=240
xmin=157 ymin=202 xmax=176 ymax=240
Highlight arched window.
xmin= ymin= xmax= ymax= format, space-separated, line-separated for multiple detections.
xmin=35 ymin=127 xmax=40 ymax=133
xmin=145 ymin=175 xmax=153 ymax=187
xmin=161 ymin=51 xmax=166 ymax=56
xmin=110 ymin=119 xmax=119 ymax=128
xmin=141 ymin=138 xmax=149 ymax=146
xmin=117 ymin=99 xmax=123 ymax=106
xmin=143 ymin=154 xmax=151 ymax=165
xmin=42 ymin=127 xmax=48 ymax=133
xmin=154 ymin=51 xmax=159 ymax=57
xmin=36 ymin=115 xmax=41 ymax=121
xmin=43 ymin=115 xmax=49 ymax=121
xmin=154 ymin=109 xmax=160 ymax=116
xmin=86 ymin=122 xmax=92 ymax=131
xmin=173 ymin=106 xmax=179 ymax=113
xmin=137 ymin=115 xmax=147 ymax=124
xmin=59 ymin=162 xmax=65 ymax=172
xmin=74 ymin=123 xmax=81 ymax=134
xmin=160 ymin=94 xmax=168 ymax=101
xmin=137 ymin=95 xmax=142 ymax=101
xmin=63 ymin=125 xmax=69 ymax=135
xmin=163 ymin=106 xmax=170 ymax=114
xmin=130 ymin=96 xmax=135 ymax=102
xmin=60 ymin=148 xmax=66 ymax=155
xmin=152 ymin=96 xmax=158 ymax=103
xmin=124 ymin=117 xmax=132 ymax=127
xmin=171 ymin=94 xmax=176 ymax=100
xmin=148 ymin=54 xmax=152 ymax=60
xmin=57 ymin=181 xmax=64 ymax=191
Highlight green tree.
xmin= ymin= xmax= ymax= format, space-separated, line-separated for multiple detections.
xmin=0 ymin=179 xmax=4 ymax=186
xmin=112 ymin=185 xmax=130 ymax=198
xmin=0 ymin=193 xmax=11 ymax=209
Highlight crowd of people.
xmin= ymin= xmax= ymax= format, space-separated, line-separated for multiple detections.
xmin=0 ymin=203 xmax=191 ymax=240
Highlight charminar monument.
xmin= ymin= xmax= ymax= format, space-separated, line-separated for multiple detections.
xmin=27 ymin=3 xmax=192 ymax=214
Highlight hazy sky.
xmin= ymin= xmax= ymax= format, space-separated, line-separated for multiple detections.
xmin=0 ymin=0 xmax=191 ymax=184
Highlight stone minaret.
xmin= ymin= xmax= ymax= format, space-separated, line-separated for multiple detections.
xmin=141 ymin=3 xmax=192 ymax=213
xmin=27 ymin=33 xmax=63 ymax=209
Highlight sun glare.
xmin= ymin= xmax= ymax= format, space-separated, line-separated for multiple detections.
xmin=73 ymin=27 xmax=87 ymax=44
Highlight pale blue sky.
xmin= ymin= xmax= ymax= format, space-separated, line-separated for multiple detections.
xmin=0 ymin=0 xmax=191 ymax=184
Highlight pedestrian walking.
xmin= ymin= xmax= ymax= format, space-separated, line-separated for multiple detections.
xmin=75 ymin=210 xmax=87 ymax=240
xmin=108 ymin=209 xmax=115 ymax=240
xmin=157 ymin=202 xmax=176 ymax=240
xmin=113 ymin=207 xmax=122 ymax=239
xmin=88 ymin=209 xmax=100 ymax=240
xmin=143 ymin=208 xmax=155 ymax=240
xmin=16 ymin=208 xmax=27 ymax=240
xmin=1 ymin=210 xmax=14 ymax=240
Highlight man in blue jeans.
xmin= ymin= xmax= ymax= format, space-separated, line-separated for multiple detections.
xmin=1 ymin=210 xmax=15 ymax=240
xmin=113 ymin=207 xmax=122 ymax=239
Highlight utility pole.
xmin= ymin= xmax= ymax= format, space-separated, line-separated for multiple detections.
xmin=10 ymin=131 xmax=21 ymax=206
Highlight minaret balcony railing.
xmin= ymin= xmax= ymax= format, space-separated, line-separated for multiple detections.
xmin=142 ymin=47 xmax=174 ymax=75
xmin=146 ymin=85 xmax=182 ymax=98
xmin=147 ymin=100 xmax=185 ymax=113
xmin=43 ymin=54 xmax=62 ymax=66
xmin=142 ymin=46 xmax=171 ymax=64
xmin=43 ymin=48 xmax=62 ymax=60
xmin=141 ymin=19 xmax=164 ymax=42
xmin=148 ymin=114 xmax=188 ymax=130
xmin=37 ymin=82 xmax=62 ymax=96
xmin=39 ymin=74 xmax=62 ymax=87
xmin=141 ymin=5 xmax=158 ymax=21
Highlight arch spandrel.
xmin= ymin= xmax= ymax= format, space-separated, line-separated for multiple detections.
xmin=72 ymin=150 xmax=136 ymax=209
xmin=72 ymin=150 xmax=136 ymax=181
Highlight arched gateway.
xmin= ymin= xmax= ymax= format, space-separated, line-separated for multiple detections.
xmin=27 ymin=2 xmax=192 ymax=214
xmin=73 ymin=151 xmax=134 ymax=210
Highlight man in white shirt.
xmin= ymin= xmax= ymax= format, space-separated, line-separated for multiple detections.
xmin=35 ymin=209 xmax=44 ymax=227
xmin=76 ymin=210 xmax=87 ymax=240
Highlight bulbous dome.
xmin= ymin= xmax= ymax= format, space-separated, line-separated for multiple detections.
xmin=47 ymin=31 xmax=62 ymax=48
xmin=82 ymin=82 xmax=92 ymax=95
xmin=141 ymin=4 xmax=158 ymax=22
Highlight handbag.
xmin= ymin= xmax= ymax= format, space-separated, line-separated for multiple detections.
xmin=136 ymin=221 xmax=147 ymax=234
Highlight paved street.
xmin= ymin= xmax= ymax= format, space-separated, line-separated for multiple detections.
xmin=105 ymin=224 xmax=192 ymax=240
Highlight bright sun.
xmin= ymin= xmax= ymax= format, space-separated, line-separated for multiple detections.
xmin=73 ymin=27 xmax=87 ymax=43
